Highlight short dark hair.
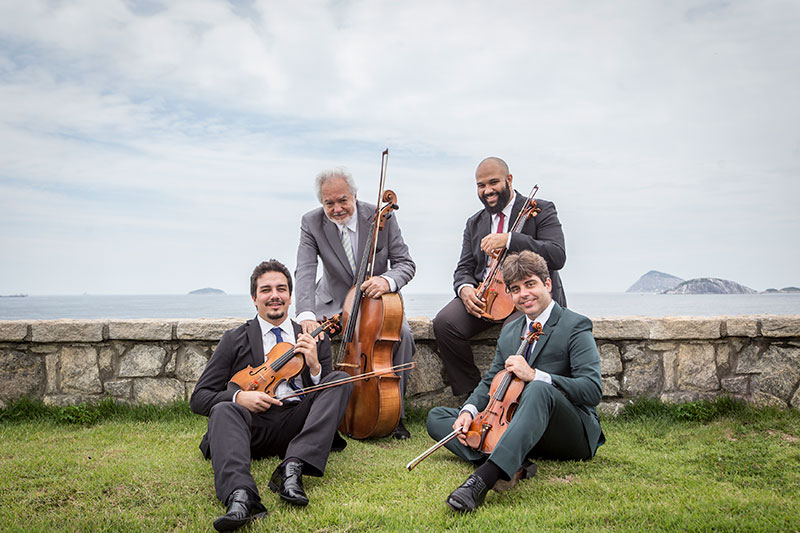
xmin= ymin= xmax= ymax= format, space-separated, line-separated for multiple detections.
xmin=250 ymin=259 xmax=293 ymax=298
xmin=503 ymin=250 xmax=550 ymax=288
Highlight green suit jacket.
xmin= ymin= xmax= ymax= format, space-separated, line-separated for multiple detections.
xmin=465 ymin=302 xmax=605 ymax=456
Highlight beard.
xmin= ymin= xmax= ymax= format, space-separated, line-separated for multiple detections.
xmin=480 ymin=181 xmax=512 ymax=215
xmin=264 ymin=298 xmax=287 ymax=321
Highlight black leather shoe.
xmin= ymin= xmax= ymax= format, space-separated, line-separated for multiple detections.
xmin=393 ymin=420 xmax=411 ymax=440
xmin=268 ymin=459 xmax=309 ymax=506
xmin=213 ymin=488 xmax=268 ymax=532
xmin=446 ymin=474 xmax=489 ymax=512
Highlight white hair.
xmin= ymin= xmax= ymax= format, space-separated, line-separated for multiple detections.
xmin=315 ymin=167 xmax=358 ymax=202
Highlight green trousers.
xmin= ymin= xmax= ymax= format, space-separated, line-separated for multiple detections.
xmin=426 ymin=380 xmax=592 ymax=479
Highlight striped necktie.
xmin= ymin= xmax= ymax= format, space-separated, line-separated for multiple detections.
xmin=340 ymin=227 xmax=357 ymax=273
xmin=525 ymin=321 xmax=542 ymax=362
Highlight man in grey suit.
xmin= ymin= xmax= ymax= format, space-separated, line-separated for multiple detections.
xmin=433 ymin=157 xmax=567 ymax=397
xmin=427 ymin=251 xmax=604 ymax=512
xmin=295 ymin=167 xmax=416 ymax=439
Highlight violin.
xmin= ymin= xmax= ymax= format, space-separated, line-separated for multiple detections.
xmin=336 ymin=149 xmax=405 ymax=439
xmin=229 ymin=316 xmax=342 ymax=394
xmin=406 ymin=323 xmax=544 ymax=470
xmin=475 ymin=185 xmax=541 ymax=322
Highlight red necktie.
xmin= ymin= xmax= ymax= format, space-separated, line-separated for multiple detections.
xmin=496 ymin=212 xmax=505 ymax=233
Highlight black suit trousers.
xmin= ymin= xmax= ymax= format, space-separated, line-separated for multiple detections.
xmin=205 ymin=371 xmax=352 ymax=503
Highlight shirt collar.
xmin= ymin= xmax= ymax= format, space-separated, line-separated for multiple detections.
xmin=257 ymin=314 xmax=292 ymax=338
xmin=526 ymin=299 xmax=555 ymax=330
xmin=493 ymin=191 xmax=515 ymax=222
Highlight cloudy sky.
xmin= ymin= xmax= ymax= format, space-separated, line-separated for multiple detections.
xmin=1 ymin=0 xmax=798 ymax=297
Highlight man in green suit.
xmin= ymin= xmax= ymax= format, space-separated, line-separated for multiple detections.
xmin=426 ymin=250 xmax=605 ymax=512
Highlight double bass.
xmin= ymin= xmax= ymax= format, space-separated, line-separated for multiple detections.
xmin=406 ymin=324 xmax=544 ymax=470
xmin=336 ymin=149 xmax=406 ymax=439
xmin=475 ymin=185 xmax=541 ymax=322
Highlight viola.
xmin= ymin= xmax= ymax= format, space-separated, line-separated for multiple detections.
xmin=336 ymin=149 xmax=405 ymax=439
xmin=229 ymin=316 xmax=342 ymax=394
xmin=475 ymin=185 xmax=541 ymax=322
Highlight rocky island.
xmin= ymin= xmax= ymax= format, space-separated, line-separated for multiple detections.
xmin=626 ymin=271 xmax=684 ymax=293
xmin=188 ymin=288 xmax=226 ymax=295
xmin=664 ymin=278 xmax=756 ymax=295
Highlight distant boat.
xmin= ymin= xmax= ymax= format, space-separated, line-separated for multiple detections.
xmin=188 ymin=288 xmax=226 ymax=295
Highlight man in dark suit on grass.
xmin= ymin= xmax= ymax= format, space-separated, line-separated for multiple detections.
xmin=427 ymin=250 xmax=604 ymax=512
xmin=433 ymin=156 xmax=568 ymax=397
xmin=191 ymin=260 xmax=352 ymax=531
xmin=295 ymin=167 xmax=416 ymax=439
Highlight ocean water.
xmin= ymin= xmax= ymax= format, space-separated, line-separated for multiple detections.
xmin=0 ymin=292 xmax=798 ymax=320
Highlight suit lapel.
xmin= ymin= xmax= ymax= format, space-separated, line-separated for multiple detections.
xmin=246 ymin=317 xmax=264 ymax=366
xmin=356 ymin=201 xmax=371 ymax=270
xmin=323 ymin=216 xmax=354 ymax=278
xmin=510 ymin=190 xmax=525 ymax=225
xmin=527 ymin=302 xmax=562 ymax=367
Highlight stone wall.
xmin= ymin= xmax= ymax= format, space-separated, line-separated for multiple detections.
xmin=1 ymin=316 xmax=799 ymax=413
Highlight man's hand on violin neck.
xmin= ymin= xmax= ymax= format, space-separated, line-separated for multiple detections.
xmin=459 ymin=286 xmax=485 ymax=318
xmin=360 ymin=276 xmax=390 ymax=299
xmin=301 ymin=320 xmax=324 ymax=341
xmin=480 ymin=232 xmax=508 ymax=254
xmin=504 ymin=355 xmax=536 ymax=382
xmin=295 ymin=333 xmax=321 ymax=376
xmin=236 ymin=391 xmax=282 ymax=412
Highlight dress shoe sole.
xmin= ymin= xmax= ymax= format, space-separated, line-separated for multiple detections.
xmin=213 ymin=511 xmax=268 ymax=532
xmin=268 ymin=480 xmax=309 ymax=507
xmin=446 ymin=495 xmax=472 ymax=513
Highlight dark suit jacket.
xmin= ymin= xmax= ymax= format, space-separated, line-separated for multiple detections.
xmin=190 ymin=318 xmax=334 ymax=418
xmin=295 ymin=200 xmax=416 ymax=319
xmin=465 ymin=303 xmax=604 ymax=456
xmin=453 ymin=190 xmax=567 ymax=306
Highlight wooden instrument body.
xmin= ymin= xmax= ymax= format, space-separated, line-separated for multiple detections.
xmin=477 ymin=264 xmax=515 ymax=322
xmin=464 ymin=369 xmax=525 ymax=453
xmin=229 ymin=341 xmax=304 ymax=395
xmin=338 ymin=287 xmax=403 ymax=439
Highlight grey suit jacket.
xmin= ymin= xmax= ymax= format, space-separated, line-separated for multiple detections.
xmin=465 ymin=303 xmax=605 ymax=456
xmin=295 ymin=200 xmax=416 ymax=319
xmin=453 ymin=190 xmax=567 ymax=307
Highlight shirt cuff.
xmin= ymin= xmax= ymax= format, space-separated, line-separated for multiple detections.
xmin=457 ymin=283 xmax=475 ymax=297
xmin=505 ymin=232 xmax=512 ymax=248
xmin=380 ymin=275 xmax=397 ymax=292
xmin=534 ymin=370 xmax=552 ymax=384
xmin=309 ymin=367 xmax=322 ymax=385
xmin=232 ymin=390 xmax=240 ymax=404
xmin=296 ymin=311 xmax=317 ymax=323
xmin=459 ymin=404 xmax=478 ymax=419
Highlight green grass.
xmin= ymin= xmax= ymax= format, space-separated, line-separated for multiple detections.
xmin=1 ymin=398 xmax=799 ymax=532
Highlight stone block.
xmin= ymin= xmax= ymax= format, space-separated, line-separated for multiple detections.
xmin=660 ymin=391 xmax=702 ymax=403
xmin=601 ymin=376 xmax=620 ymax=397
xmin=472 ymin=324 xmax=503 ymax=341
xmin=598 ymin=344 xmax=622 ymax=375
xmin=791 ymin=387 xmax=800 ymax=410
xmin=104 ymin=380 xmax=132 ymax=399
xmin=134 ymin=378 xmax=184 ymax=404
xmin=715 ymin=343 xmax=733 ymax=376
xmin=621 ymin=350 xmax=663 ymax=396
xmin=0 ymin=321 xmax=28 ymax=341
xmin=406 ymin=344 xmax=444 ymax=396
xmin=677 ymin=343 xmax=718 ymax=391
xmin=662 ymin=348 xmax=678 ymax=391
xmin=108 ymin=320 xmax=173 ymax=340
xmin=408 ymin=317 xmax=433 ymax=340
xmin=761 ymin=317 xmax=800 ymax=337
xmin=650 ymin=318 xmax=722 ymax=340
xmin=749 ymin=346 xmax=800 ymax=401
xmin=751 ymin=391 xmax=787 ymax=408
xmin=721 ymin=376 xmax=749 ymax=395
xmin=176 ymin=345 xmax=210 ymax=382
xmin=98 ymin=346 xmax=114 ymax=378
xmin=0 ymin=349 xmax=45 ymax=401
xmin=620 ymin=343 xmax=645 ymax=362
xmin=60 ymin=346 xmax=102 ymax=394
xmin=593 ymin=318 xmax=651 ymax=340
xmin=725 ymin=317 xmax=759 ymax=338
xmin=185 ymin=381 xmax=197 ymax=399
xmin=473 ymin=343 xmax=497 ymax=376
xmin=119 ymin=345 xmax=166 ymax=377
xmin=164 ymin=350 xmax=176 ymax=374
xmin=31 ymin=320 xmax=104 ymax=343
xmin=176 ymin=319 xmax=242 ymax=340
xmin=45 ymin=353 xmax=59 ymax=394
xmin=597 ymin=401 xmax=625 ymax=417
